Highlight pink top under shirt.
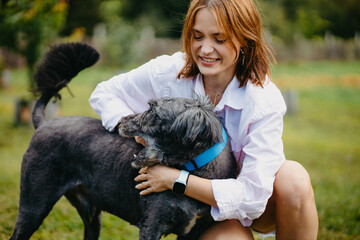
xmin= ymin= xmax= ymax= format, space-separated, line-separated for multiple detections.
xmin=89 ymin=52 xmax=287 ymax=227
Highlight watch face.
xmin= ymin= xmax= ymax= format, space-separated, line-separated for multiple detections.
xmin=173 ymin=182 xmax=186 ymax=194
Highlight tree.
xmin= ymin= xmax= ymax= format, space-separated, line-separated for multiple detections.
xmin=118 ymin=0 xmax=190 ymax=38
xmin=60 ymin=0 xmax=102 ymax=36
xmin=0 ymin=0 xmax=68 ymax=89
xmin=318 ymin=0 xmax=360 ymax=39
xmin=261 ymin=0 xmax=360 ymax=40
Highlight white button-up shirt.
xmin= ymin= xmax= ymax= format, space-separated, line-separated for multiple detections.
xmin=89 ymin=52 xmax=287 ymax=226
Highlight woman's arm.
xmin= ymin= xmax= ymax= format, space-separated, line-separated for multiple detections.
xmin=89 ymin=62 xmax=159 ymax=131
xmin=134 ymin=165 xmax=218 ymax=207
xmin=89 ymin=52 xmax=186 ymax=131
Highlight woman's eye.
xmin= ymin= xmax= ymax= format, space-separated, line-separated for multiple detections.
xmin=215 ymin=38 xmax=226 ymax=43
xmin=193 ymin=35 xmax=203 ymax=40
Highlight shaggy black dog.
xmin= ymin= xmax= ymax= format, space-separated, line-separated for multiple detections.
xmin=9 ymin=43 xmax=237 ymax=240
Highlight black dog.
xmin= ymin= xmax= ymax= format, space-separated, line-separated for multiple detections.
xmin=9 ymin=43 xmax=237 ymax=240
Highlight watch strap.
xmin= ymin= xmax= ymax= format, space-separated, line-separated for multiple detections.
xmin=176 ymin=170 xmax=190 ymax=185
xmin=172 ymin=170 xmax=190 ymax=194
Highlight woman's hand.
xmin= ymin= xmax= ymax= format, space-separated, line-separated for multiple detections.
xmin=134 ymin=165 xmax=217 ymax=207
xmin=134 ymin=165 xmax=180 ymax=195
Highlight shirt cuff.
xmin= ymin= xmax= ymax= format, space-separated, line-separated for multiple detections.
xmin=210 ymin=179 xmax=252 ymax=226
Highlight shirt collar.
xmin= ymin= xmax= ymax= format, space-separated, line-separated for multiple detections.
xmin=194 ymin=74 xmax=246 ymax=111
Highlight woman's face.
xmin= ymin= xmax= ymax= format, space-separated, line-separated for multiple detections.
xmin=191 ymin=8 xmax=241 ymax=82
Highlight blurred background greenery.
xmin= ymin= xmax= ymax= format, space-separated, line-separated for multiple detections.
xmin=0 ymin=0 xmax=359 ymax=239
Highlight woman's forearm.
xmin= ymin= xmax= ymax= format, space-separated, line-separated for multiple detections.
xmin=135 ymin=165 xmax=218 ymax=208
xmin=185 ymin=174 xmax=218 ymax=207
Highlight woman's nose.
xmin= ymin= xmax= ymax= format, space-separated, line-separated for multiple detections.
xmin=201 ymin=39 xmax=214 ymax=54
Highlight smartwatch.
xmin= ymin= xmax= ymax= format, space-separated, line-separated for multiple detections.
xmin=172 ymin=170 xmax=190 ymax=195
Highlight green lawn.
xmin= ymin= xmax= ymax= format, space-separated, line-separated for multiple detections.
xmin=1 ymin=60 xmax=359 ymax=239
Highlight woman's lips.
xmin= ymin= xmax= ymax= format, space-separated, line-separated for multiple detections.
xmin=199 ymin=56 xmax=220 ymax=65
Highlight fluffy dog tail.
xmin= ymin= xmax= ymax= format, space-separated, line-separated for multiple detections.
xmin=32 ymin=43 xmax=99 ymax=129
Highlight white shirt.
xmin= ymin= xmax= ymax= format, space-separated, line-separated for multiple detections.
xmin=89 ymin=52 xmax=287 ymax=226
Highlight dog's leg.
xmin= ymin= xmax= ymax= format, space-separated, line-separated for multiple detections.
xmin=138 ymin=212 xmax=174 ymax=240
xmin=138 ymin=224 xmax=163 ymax=240
xmin=9 ymin=192 xmax=63 ymax=240
xmin=65 ymin=186 xmax=102 ymax=240
xmin=10 ymin=151 xmax=74 ymax=239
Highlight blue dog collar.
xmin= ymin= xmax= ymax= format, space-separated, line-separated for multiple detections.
xmin=184 ymin=126 xmax=227 ymax=171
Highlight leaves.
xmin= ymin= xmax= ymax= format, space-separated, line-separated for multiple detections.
xmin=0 ymin=0 xmax=68 ymax=88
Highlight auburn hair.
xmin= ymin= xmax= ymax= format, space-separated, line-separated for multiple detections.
xmin=177 ymin=0 xmax=275 ymax=87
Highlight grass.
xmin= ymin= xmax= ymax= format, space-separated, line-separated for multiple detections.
xmin=1 ymin=60 xmax=360 ymax=239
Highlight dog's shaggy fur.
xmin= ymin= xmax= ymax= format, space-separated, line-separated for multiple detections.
xmin=9 ymin=43 xmax=237 ymax=240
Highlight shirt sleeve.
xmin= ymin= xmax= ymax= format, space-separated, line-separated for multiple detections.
xmin=211 ymin=102 xmax=286 ymax=227
xmin=89 ymin=53 xmax=183 ymax=131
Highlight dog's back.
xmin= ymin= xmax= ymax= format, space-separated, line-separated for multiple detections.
xmin=20 ymin=116 xmax=144 ymax=220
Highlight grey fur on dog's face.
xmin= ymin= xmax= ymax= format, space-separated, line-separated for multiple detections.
xmin=118 ymin=96 xmax=223 ymax=169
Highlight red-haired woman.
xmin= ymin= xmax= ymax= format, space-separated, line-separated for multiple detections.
xmin=89 ymin=0 xmax=318 ymax=239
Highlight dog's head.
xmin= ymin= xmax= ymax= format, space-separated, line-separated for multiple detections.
xmin=118 ymin=96 xmax=223 ymax=169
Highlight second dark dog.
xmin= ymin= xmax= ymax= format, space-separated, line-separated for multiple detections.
xmin=9 ymin=43 xmax=237 ymax=240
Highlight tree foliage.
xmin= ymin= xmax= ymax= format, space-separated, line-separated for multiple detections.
xmin=118 ymin=0 xmax=189 ymax=38
xmin=260 ymin=0 xmax=360 ymax=40
xmin=60 ymin=0 xmax=102 ymax=36
xmin=1 ymin=0 xmax=358 ymax=73
xmin=93 ymin=0 xmax=359 ymax=43
xmin=0 ymin=0 xmax=68 ymax=88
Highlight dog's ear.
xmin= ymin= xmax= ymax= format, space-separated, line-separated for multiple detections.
xmin=170 ymin=96 xmax=222 ymax=149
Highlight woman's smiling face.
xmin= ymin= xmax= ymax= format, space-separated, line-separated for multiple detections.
xmin=191 ymin=8 xmax=241 ymax=82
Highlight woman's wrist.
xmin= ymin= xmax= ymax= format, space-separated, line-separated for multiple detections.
xmin=167 ymin=168 xmax=181 ymax=190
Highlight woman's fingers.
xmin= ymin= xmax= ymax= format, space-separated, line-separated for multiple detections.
xmin=135 ymin=181 xmax=150 ymax=189
xmin=138 ymin=167 xmax=148 ymax=174
xmin=134 ymin=174 xmax=147 ymax=182
xmin=134 ymin=167 xmax=148 ymax=182
xmin=134 ymin=173 xmax=155 ymax=195
xmin=135 ymin=167 xmax=151 ymax=193
xmin=134 ymin=165 xmax=178 ymax=195
xmin=139 ymin=187 xmax=153 ymax=196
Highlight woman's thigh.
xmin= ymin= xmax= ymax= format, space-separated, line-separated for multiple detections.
xmin=251 ymin=190 xmax=276 ymax=233
xmin=252 ymin=160 xmax=314 ymax=233
xmin=199 ymin=219 xmax=254 ymax=240
xmin=199 ymin=160 xmax=315 ymax=239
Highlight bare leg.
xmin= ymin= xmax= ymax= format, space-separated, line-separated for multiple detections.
xmin=199 ymin=219 xmax=254 ymax=240
xmin=253 ymin=160 xmax=318 ymax=240
xmin=198 ymin=160 xmax=318 ymax=240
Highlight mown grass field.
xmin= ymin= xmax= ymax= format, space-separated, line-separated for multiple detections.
xmin=0 ymin=61 xmax=359 ymax=239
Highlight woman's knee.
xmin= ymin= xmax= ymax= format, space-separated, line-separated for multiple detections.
xmin=199 ymin=219 xmax=254 ymax=240
xmin=274 ymin=160 xmax=315 ymax=210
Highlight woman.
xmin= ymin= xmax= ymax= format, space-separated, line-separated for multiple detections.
xmin=89 ymin=0 xmax=318 ymax=239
